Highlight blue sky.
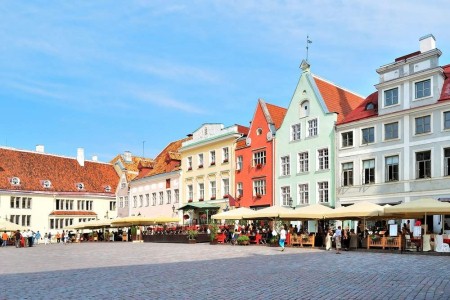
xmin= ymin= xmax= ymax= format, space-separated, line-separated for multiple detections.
xmin=1 ymin=1 xmax=449 ymax=161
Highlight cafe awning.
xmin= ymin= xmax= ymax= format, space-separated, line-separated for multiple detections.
xmin=243 ymin=205 xmax=292 ymax=219
xmin=178 ymin=202 xmax=220 ymax=211
xmin=384 ymin=198 xmax=450 ymax=216
xmin=212 ymin=207 xmax=255 ymax=220
xmin=0 ymin=219 xmax=26 ymax=231
xmin=325 ymin=201 xmax=385 ymax=220
xmin=279 ymin=203 xmax=335 ymax=220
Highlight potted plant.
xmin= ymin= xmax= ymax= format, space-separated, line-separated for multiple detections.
xmin=209 ymin=223 xmax=219 ymax=244
xmin=130 ymin=226 xmax=137 ymax=241
xmin=268 ymin=236 xmax=279 ymax=247
xmin=237 ymin=235 xmax=250 ymax=245
xmin=302 ymin=234 xmax=309 ymax=242
xmin=187 ymin=230 xmax=198 ymax=243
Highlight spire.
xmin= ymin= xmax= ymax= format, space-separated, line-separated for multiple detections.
xmin=306 ymin=35 xmax=312 ymax=61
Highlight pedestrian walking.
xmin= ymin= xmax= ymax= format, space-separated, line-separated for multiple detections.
xmin=14 ymin=230 xmax=22 ymax=248
xmin=279 ymin=224 xmax=287 ymax=252
xmin=333 ymin=226 xmax=342 ymax=254
xmin=44 ymin=233 xmax=49 ymax=245
xmin=34 ymin=231 xmax=41 ymax=245
xmin=2 ymin=231 xmax=8 ymax=247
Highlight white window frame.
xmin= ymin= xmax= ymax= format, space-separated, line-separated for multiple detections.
xmin=253 ymin=150 xmax=266 ymax=166
xmin=385 ymin=155 xmax=399 ymax=182
xmin=159 ymin=191 xmax=164 ymax=205
xmin=341 ymin=131 xmax=353 ymax=148
xmin=384 ymin=121 xmax=399 ymax=141
xmin=188 ymin=185 xmax=193 ymax=201
xmin=236 ymin=155 xmax=243 ymax=171
xmin=383 ymin=87 xmax=399 ymax=107
xmin=362 ymin=159 xmax=376 ymax=184
xmin=199 ymin=183 xmax=205 ymax=200
xmin=307 ymin=118 xmax=318 ymax=137
xmin=187 ymin=156 xmax=192 ymax=170
xmin=198 ymin=153 xmax=204 ymax=168
xmin=210 ymin=150 xmax=216 ymax=165
xmin=152 ymin=193 xmax=156 ymax=206
xmin=281 ymin=155 xmax=290 ymax=176
xmin=317 ymin=148 xmax=329 ymax=170
xmin=222 ymin=147 xmax=229 ymax=163
xmin=317 ymin=181 xmax=329 ymax=203
xmin=443 ymin=111 xmax=450 ymax=130
xmin=237 ymin=182 xmax=243 ymax=198
xmin=298 ymin=151 xmax=309 ymax=173
xmin=291 ymin=123 xmax=301 ymax=141
xmin=281 ymin=186 xmax=291 ymax=206
xmin=415 ymin=115 xmax=432 ymax=135
xmin=298 ymin=183 xmax=309 ymax=205
xmin=414 ymin=78 xmax=432 ymax=100
xmin=210 ymin=181 xmax=216 ymax=199
xmin=166 ymin=190 xmax=171 ymax=204
xmin=361 ymin=127 xmax=375 ymax=145
xmin=222 ymin=178 xmax=230 ymax=197
xmin=415 ymin=150 xmax=431 ymax=179
xmin=342 ymin=162 xmax=353 ymax=187
xmin=253 ymin=179 xmax=266 ymax=196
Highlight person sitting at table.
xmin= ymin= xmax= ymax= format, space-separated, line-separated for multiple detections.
xmin=231 ymin=229 xmax=239 ymax=245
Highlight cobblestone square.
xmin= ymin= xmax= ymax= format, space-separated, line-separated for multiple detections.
xmin=1 ymin=243 xmax=449 ymax=300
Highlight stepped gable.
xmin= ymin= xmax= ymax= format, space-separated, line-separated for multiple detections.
xmin=0 ymin=147 xmax=118 ymax=194
xmin=338 ymin=92 xmax=379 ymax=125
xmin=439 ymin=64 xmax=450 ymax=102
xmin=313 ymin=75 xmax=364 ymax=122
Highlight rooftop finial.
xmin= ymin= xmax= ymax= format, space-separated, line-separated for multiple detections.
xmin=306 ymin=35 xmax=312 ymax=61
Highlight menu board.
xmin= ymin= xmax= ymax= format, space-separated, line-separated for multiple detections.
xmin=389 ymin=224 xmax=398 ymax=237
xmin=413 ymin=226 xmax=422 ymax=237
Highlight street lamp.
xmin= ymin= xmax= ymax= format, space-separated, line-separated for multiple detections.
xmin=289 ymin=197 xmax=296 ymax=210
xmin=224 ymin=204 xmax=229 ymax=212
xmin=104 ymin=211 xmax=109 ymax=219
xmin=172 ymin=205 xmax=176 ymax=212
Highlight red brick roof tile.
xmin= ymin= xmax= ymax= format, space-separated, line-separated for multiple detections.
xmin=49 ymin=211 xmax=97 ymax=216
xmin=265 ymin=102 xmax=287 ymax=129
xmin=439 ymin=64 xmax=450 ymax=102
xmin=313 ymin=75 xmax=364 ymax=122
xmin=0 ymin=147 xmax=119 ymax=194
xmin=338 ymin=92 xmax=378 ymax=125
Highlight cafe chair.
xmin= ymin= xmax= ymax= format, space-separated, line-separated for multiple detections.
xmin=435 ymin=235 xmax=450 ymax=252
xmin=404 ymin=235 xmax=415 ymax=251
xmin=349 ymin=233 xmax=358 ymax=250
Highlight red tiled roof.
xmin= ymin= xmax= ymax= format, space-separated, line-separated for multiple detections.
xmin=110 ymin=154 xmax=152 ymax=181
xmin=235 ymin=125 xmax=249 ymax=136
xmin=49 ymin=211 xmax=97 ymax=216
xmin=338 ymin=92 xmax=378 ymax=125
xmin=265 ymin=102 xmax=287 ymax=129
xmin=0 ymin=147 xmax=119 ymax=194
xmin=235 ymin=139 xmax=247 ymax=150
xmin=133 ymin=137 xmax=190 ymax=181
xmin=395 ymin=51 xmax=421 ymax=62
xmin=439 ymin=64 xmax=450 ymax=102
xmin=313 ymin=76 xmax=364 ymax=122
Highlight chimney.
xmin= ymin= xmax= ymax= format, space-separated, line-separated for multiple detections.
xmin=77 ymin=148 xmax=85 ymax=166
xmin=92 ymin=155 xmax=98 ymax=162
xmin=35 ymin=145 xmax=45 ymax=153
xmin=419 ymin=34 xmax=436 ymax=53
xmin=124 ymin=151 xmax=132 ymax=163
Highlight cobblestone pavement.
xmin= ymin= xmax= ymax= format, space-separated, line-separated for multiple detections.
xmin=1 ymin=242 xmax=449 ymax=300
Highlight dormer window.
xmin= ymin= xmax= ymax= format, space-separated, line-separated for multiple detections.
xmin=43 ymin=180 xmax=52 ymax=188
xmin=76 ymin=183 xmax=85 ymax=190
xmin=104 ymin=185 xmax=112 ymax=192
xmin=10 ymin=177 xmax=20 ymax=186
xmin=365 ymin=102 xmax=375 ymax=111
xmin=300 ymin=100 xmax=310 ymax=118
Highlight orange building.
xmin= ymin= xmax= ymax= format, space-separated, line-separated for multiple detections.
xmin=234 ymin=99 xmax=286 ymax=209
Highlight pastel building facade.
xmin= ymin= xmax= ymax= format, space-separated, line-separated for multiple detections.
xmin=0 ymin=146 xmax=119 ymax=234
xmin=275 ymin=61 xmax=363 ymax=212
xmin=179 ymin=124 xmax=248 ymax=224
xmin=235 ymin=99 xmax=286 ymax=209
xmin=335 ymin=35 xmax=450 ymax=233
xmin=127 ymin=138 xmax=188 ymax=219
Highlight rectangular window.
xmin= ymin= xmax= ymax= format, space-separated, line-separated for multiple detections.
xmin=188 ymin=185 xmax=193 ymax=201
xmin=223 ymin=147 xmax=229 ymax=162
xmin=236 ymin=156 xmax=243 ymax=171
xmin=298 ymin=152 xmax=309 ymax=173
xmin=281 ymin=186 xmax=291 ymax=206
xmin=166 ymin=179 xmax=171 ymax=189
xmin=139 ymin=195 xmax=143 ymax=207
xmin=384 ymin=122 xmax=399 ymax=140
xmin=166 ymin=191 xmax=171 ymax=204
xmin=415 ymin=115 xmax=431 ymax=135
xmin=125 ymin=196 xmax=129 ymax=207
xmin=444 ymin=111 xmax=450 ymax=130
xmin=385 ymin=156 xmax=399 ymax=182
xmin=223 ymin=178 xmax=230 ymax=197
xmin=362 ymin=127 xmax=374 ymax=144
xmin=174 ymin=189 xmax=179 ymax=203
xmin=341 ymin=131 xmax=353 ymax=147
xmin=342 ymin=162 xmax=353 ymax=186
xmin=210 ymin=150 xmax=216 ymax=165
xmin=109 ymin=201 xmax=116 ymax=211
xmin=253 ymin=179 xmax=266 ymax=196
xmin=152 ymin=193 xmax=156 ymax=206
xmin=415 ymin=79 xmax=431 ymax=99
xmin=444 ymin=148 xmax=450 ymax=176
xmin=10 ymin=197 xmax=14 ymax=208
xmin=298 ymin=184 xmax=309 ymax=205
xmin=363 ymin=159 xmax=375 ymax=184
xmin=198 ymin=153 xmax=204 ymax=168
xmin=237 ymin=182 xmax=243 ymax=198
xmin=318 ymin=148 xmax=329 ymax=170
xmin=187 ymin=157 xmax=192 ymax=170
xmin=133 ymin=196 xmax=137 ymax=208
xmin=159 ymin=192 xmax=164 ymax=205
xmin=384 ymin=87 xmax=398 ymax=106
xmin=253 ymin=150 xmax=266 ymax=166
xmin=281 ymin=156 xmax=290 ymax=176
xmin=199 ymin=183 xmax=205 ymax=200
xmin=210 ymin=181 xmax=216 ymax=199
xmin=416 ymin=151 xmax=431 ymax=179
xmin=291 ymin=123 xmax=301 ymax=141
xmin=308 ymin=119 xmax=318 ymax=137
xmin=119 ymin=197 xmax=124 ymax=208
xmin=318 ymin=182 xmax=329 ymax=203
xmin=145 ymin=194 xmax=150 ymax=207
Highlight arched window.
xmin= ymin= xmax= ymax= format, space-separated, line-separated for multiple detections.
xmin=256 ymin=128 xmax=263 ymax=135
xmin=365 ymin=102 xmax=375 ymax=110
xmin=300 ymin=100 xmax=310 ymax=118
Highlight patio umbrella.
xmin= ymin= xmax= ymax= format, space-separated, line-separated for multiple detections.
xmin=0 ymin=219 xmax=26 ymax=231
xmin=279 ymin=204 xmax=335 ymax=220
xmin=73 ymin=219 xmax=112 ymax=230
xmin=384 ymin=198 xmax=450 ymax=232
xmin=326 ymin=201 xmax=385 ymax=220
xmin=110 ymin=215 xmax=155 ymax=227
xmin=242 ymin=206 xmax=292 ymax=219
xmin=151 ymin=216 xmax=180 ymax=224
xmin=211 ymin=207 xmax=256 ymax=220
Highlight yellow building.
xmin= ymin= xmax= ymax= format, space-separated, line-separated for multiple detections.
xmin=179 ymin=124 xmax=248 ymax=225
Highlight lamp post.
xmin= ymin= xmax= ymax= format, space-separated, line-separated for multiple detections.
xmin=172 ymin=205 xmax=176 ymax=213
xmin=224 ymin=204 xmax=229 ymax=212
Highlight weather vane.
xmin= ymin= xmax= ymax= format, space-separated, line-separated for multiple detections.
xmin=306 ymin=35 xmax=312 ymax=61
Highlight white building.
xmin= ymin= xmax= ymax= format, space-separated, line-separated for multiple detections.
xmin=0 ymin=146 xmax=119 ymax=235
xmin=336 ymin=35 xmax=450 ymax=233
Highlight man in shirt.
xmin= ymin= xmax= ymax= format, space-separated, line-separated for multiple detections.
xmin=333 ymin=226 xmax=342 ymax=254
xmin=2 ymin=231 xmax=8 ymax=247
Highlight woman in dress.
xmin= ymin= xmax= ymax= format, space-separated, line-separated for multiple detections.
xmin=325 ymin=229 xmax=332 ymax=250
